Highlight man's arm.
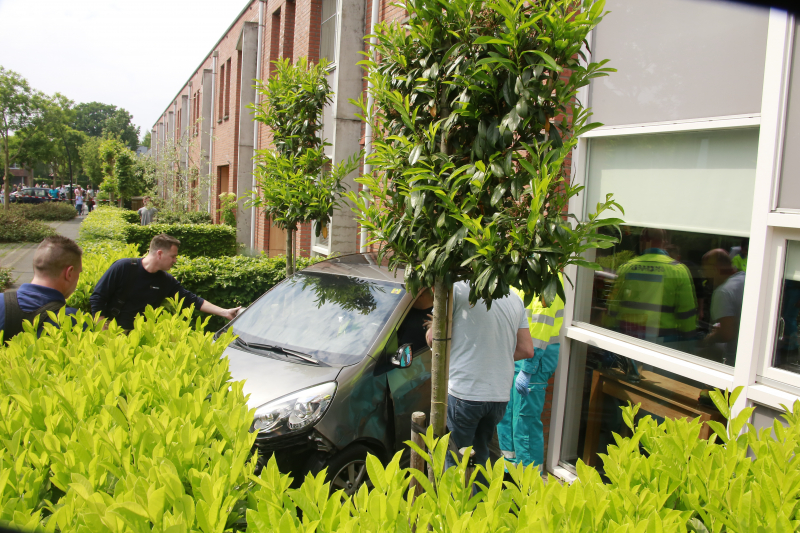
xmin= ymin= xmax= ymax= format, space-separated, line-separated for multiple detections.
xmin=513 ymin=328 xmax=535 ymax=361
xmin=199 ymin=300 xmax=241 ymax=322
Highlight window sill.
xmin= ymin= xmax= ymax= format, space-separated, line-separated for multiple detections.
xmin=217 ymin=119 xmax=223 ymax=124
xmin=224 ymin=115 xmax=229 ymax=121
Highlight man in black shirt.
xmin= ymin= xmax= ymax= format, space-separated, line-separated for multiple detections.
xmin=90 ymin=234 xmax=240 ymax=330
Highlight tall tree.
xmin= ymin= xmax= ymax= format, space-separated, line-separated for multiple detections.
xmin=251 ymin=57 xmax=359 ymax=275
xmin=0 ymin=66 xmax=37 ymax=210
xmin=350 ymin=0 xmax=622 ymax=437
xmin=73 ymin=102 xmax=140 ymax=151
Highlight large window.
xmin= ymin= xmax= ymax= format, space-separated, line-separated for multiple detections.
xmin=777 ymin=21 xmax=800 ymax=211
xmin=575 ymin=129 xmax=758 ymax=365
xmin=590 ymin=0 xmax=768 ymax=126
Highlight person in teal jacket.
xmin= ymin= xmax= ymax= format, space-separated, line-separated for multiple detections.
xmin=497 ymin=285 xmax=564 ymax=470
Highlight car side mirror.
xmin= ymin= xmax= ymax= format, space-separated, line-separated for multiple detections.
xmin=391 ymin=344 xmax=413 ymax=368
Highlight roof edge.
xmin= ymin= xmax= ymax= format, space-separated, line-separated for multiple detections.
xmin=152 ymin=0 xmax=262 ymax=129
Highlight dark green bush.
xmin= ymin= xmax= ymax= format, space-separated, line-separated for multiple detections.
xmin=125 ymin=223 xmax=237 ymax=258
xmin=119 ymin=209 xmax=140 ymax=224
xmin=10 ymin=202 xmax=77 ymax=221
xmin=155 ymin=210 xmax=213 ymax=225
xmin=172 ymin=254 xmax=325 ymax=330
xmin=0 ymin=211 xmax=57 ymax=242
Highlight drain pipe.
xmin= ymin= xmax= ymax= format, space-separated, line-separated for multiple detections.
xmin=250 ymin=0 xmax=265 ymax=252
xmin=359 ymin=0 xmax=380 ymax=253
xmin=208 ymin=51 xmax=218 ymax=214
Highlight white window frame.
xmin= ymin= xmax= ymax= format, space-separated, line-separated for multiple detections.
xmin=320 ymin=0 xmax=339 ymax=68
xmin=547 ymin=8 xmax=800 ymax=478
xmin=311 ymin=220 xmax=332 ymax=256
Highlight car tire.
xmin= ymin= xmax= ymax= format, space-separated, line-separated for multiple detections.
xmin=325 ymin=444 xmax=375 ymax=496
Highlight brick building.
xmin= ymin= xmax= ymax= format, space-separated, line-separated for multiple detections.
xmin=150 ymin=0 xmax=405 ymax=258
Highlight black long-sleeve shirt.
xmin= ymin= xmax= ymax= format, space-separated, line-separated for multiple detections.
xmin=90 ymin=258 xmax=204 ymax=330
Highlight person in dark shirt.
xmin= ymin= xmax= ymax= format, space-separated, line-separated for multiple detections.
xmin=90 ymin=233 xmax=240 ymax=330
xmin=397 ymin=288 xmax=434 ymax=352
xmin=1 ymin=235 xmax=83 ymax=340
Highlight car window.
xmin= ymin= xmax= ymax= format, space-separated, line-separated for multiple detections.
xmin=22 ymin=189 xmax=33 ymax=195
xmin=232 ymin=272 xmax=406 ymax=366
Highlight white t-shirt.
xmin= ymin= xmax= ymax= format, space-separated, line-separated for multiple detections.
xmin=447 ymin=281 xmax=528 ymax=402
xmin=710 ymin=270 xmax=746 ymax=358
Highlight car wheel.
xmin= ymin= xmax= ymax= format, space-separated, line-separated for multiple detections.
xmin=326 ymin=444 xmax=375 ymax=496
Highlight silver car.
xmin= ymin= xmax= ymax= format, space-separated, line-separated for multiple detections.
xmin=219 ymin=253 xmax=432 ymax=493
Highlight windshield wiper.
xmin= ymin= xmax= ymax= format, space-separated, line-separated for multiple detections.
xmin=234 ymin=337 xmax=322 ymax=365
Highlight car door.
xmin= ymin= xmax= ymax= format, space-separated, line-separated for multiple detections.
xmin=385 ymin=308 xmax=432 ymax=452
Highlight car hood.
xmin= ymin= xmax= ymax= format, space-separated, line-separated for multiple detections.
xmin=224 ymin=345 xmax=342 ymax=409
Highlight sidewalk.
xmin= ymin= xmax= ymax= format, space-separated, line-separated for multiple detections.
xmin=1 ymin=216 xmax=83 ymax=289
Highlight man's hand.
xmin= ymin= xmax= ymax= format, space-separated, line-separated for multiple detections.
xmin=515 ymin=371 xmax=531 ymax=396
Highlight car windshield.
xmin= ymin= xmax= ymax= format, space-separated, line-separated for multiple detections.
xmin=231 ymin=272 xmax=406 ymax=366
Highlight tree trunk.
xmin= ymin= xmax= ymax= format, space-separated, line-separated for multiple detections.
xmin=3 ymin=135 xmax=10 ymax=212
xmin=292 ymin=228 xmax=297 ymax=274
xmin=285 ymin=228 xmax=294 ymax=277
xmin=429 ymin=276 xmax=452 ymax=439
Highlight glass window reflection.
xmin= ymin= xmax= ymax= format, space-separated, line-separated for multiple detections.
xmin=772 ymin=241 xmax=800 ymax=373
xmin=559 ymin=341 xmax=725 ymax=474
xmin=578 ymin=226 xmax=748 ymax=366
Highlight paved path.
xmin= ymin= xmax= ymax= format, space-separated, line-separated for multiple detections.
xmin=1 ymin=216 xmax=83 ymax=289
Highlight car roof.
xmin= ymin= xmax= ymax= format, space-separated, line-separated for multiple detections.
xmin=303 ymin=253 xmax=405 ymax=284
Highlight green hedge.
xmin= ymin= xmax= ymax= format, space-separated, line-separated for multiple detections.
xmin=172 ymin=254 xmax=325 ymax=331
xmin=10 ymin=202 xmax=77 ymax=221
xmin=80 ymin=207 xmax=236 ymax=259
xmin=0 ymin=304 xmax=255 ymax=532
xmin=155 ymin=210 xmax=213 ymax=225
xmin=247 ymin=391 xmax=800 ymax=533
xmin=2 ymin=309 xmax=798 ymax=532
xmin=78 ymin=206 xmax=131 ymax=242
xmin=0 ymin=211 xmax=57 ymax=243
xmin=125 ymin=223 xmax=237 ymax=258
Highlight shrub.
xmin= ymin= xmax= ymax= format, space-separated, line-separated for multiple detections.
xmin=155 ymin=210 xmax=213 ymax=225
xmin=0 ymin=266 xmax=12 ymax=292
xmin=119 ymin=209 xmax=141 ymax=224
xmin=172 ymin=254 xmax=326 ymax=331
xmin=0 ymin=211 xmax=56 ymax=243
xmin=219 ymin=193 xmax=236 ymax=227
xmin=125 ymin=223 xmax=237 ymax=258
xmin=0 ymin=303 xmax=256 ymax=532
xmin=68 ymin=241 xmax=141 ymax=313
xmin=10 ymin=202 xmax=77 ymax=221
xmin=247 ymin=389 xmax=800 ymax=533
xmin=78 ymin=206 xmax=131 ymax=242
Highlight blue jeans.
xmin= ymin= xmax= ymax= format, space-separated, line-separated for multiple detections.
xmin=445 ymin=394 xmax=507 ymax=483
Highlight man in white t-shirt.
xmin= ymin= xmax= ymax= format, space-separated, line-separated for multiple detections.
xmin=426 ymin=281 xmax=533 ymax=475
xmin=702 ymin=249 xmax=746 ymax=363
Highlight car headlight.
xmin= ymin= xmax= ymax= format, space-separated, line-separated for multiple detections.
xmin=252 ymin=382 xmax=337 ymax=437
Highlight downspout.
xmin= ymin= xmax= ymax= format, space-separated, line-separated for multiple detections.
xmin=208 ymin=51 xmax=218 ymax=214
xmin=251 ymin=0 xmax=265 ymax=251
xmin=359 ymin=0 xmax=380 ymax=252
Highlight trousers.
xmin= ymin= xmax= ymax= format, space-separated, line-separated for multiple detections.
xmin=497 ymin=364 xmax=553 ymax=468
xmin=445 ymin=394 xmax=507 ymax=487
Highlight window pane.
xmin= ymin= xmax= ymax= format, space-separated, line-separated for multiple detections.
xmin=590 ymin=0 xmax=768 ymax=126
xmin=322 ymin=0 xmax=336 ymax=22
xmin=575 ymin=226 xmax=748 ymax=366
xmin=778 ymin=23 xmax=800 ymax=210
xmin=586 ymin=129 xmax=759 ymax=237
xmin=559 ymin=340 xmax=725 ymax=473
xmin=320 ymin=16 xmax=337 ymax=64
xmin=771 ymin=241 xmax=800 ymax=373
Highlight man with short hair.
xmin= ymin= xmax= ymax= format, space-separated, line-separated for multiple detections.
xmin=702 ymin=249 xmax=746 ymax=363
xmin=426 ymin=281 xmax=533 ymax=477
xmin=138 ymin=196 xmax=158 ymax=225
xmin=1 ymin=236 xmax=83 ymax=341
xmin=90 ymin=233 xmax=240 ymax=330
